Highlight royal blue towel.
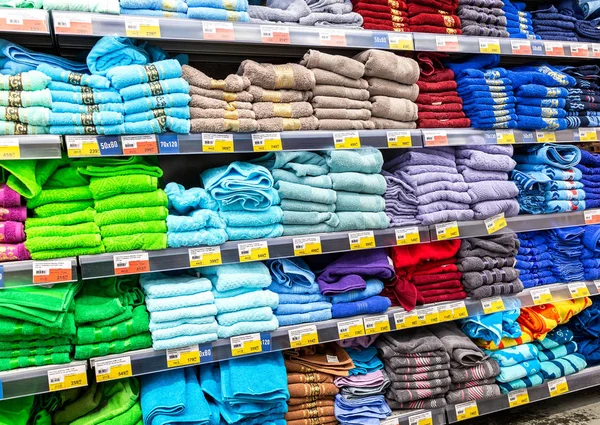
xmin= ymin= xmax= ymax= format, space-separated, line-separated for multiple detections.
xmin=331 ymin=296 xmax=391 ymax=319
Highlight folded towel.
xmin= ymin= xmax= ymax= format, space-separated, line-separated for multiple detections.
xmin=107 ymin=59 xmax=182 ymax=90
xmin=238 ymin=60 xmax=316 ymax=90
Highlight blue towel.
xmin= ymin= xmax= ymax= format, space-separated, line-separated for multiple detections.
xmin=331 ymin=296 xmax=390 ymax=319
xmin=124 ymin=107 xmax=190 ymax=122
xmin=49 ymin=124 xmax=124 ymax=135
xmin=518 ymin=97 xmax=566 ymax=108
xmin=120 ymin=0 xmax=189 ymax=12
xmin=275 ymin=301 xmax=331 ymax=315
xmin=120 ymin=78 xmax=190 ymax=101
xmin=187 ymin=0 xmax=248 ymax=10
xmin=166 ymin=182 xmax=218 ymax=214
xmin=276 ymin=309 xmax=332 ymax=326
xmin=516 ymin=85 xmax=569 ymax=98
xmin=513 ymin=144 xmax=581 ymax=170
xmin=330 ymin=279 xmax=384 ymax=304
xmin=0 ymin=39 xmax=87 ymax=73
xmin=537 ymin=341 xmax=578 ymax=361
xmin=498 ymin=372 xmax=544 ymax=394
xmin=124 ymin=93 xmax=191 ymax=115
xmin=203 ymin=262 xmax=271 ymax=292
xmin=37 ymin=64 xmax=110 ymax=89
xmin=217 ymin=316 xmax=279 ymax=338
xmin=267 ymin=258 xmax=318 ymax=294
xmin=277 ymin=293 xmax=328 ymax=304
xmin=485 ymin=344 xmax=539 ymax=367
xmin=225 ymin=224 xmax=283 ymax=240
xmin=124 ymin=116 xmax=190 ymax=134
xmin=119 ymin=8 xmax=188 ymax=17
xmin=219 ymin=207 xmax=283 ymax=227
xmin=187 ymin=7 xmax=250 ymax=21
xmin=51 ymin=101 xmax=124 ymax=114
xmin=539 ymin=354 xmax=587 ymax=380
xmin=516 ymin=105 xmax=567 ymax=118
xmin=50 ymin=90 xmax=122 ymax=105
xmin=167 ymin=229 xmax=228 ymax=248
xmin=49 ymin=111 xmax=123 ymax=126
xmin=48 ymin=81 xmax=118 ymax=93
xmin=86 ymin=36 xmax=150 ymax=77
xmin=108 ymin=59 xmax=183 ymax=89
xmin=516 ymin=116 xmax=567 ymax=131
xmin=496 ymin=358 xmax=542 ymax=383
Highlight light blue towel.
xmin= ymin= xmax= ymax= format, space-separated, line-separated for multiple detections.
xmin=484 ymin=343 xmax=539 ymax=367
xmin=120 ymin=0 xmax=188 ymax=12
xmin=0 ymin=39 xmax=88 ymax=73
xmin=49 ymin=124 xmax=124 ymax=135
xmin=214 ymin=290 xmax=278 ymax=314
xmin=0 ymin=70 xmax=50 ymax=90
xmin=212 ymin=286 xmax=258 ymax=299
xmin=49 ymin=111 xmax=124 ymax=126
xmin=275 ymin=180 xmax=336 ymax=204
xmin=167 ymin=229 xmax=228 ymax=248
xmin=217 ymin=316 xmax=279 ymax=338
xmin=496 ymin=358 xmax=542 ymax=383
xmin=498 ymin=372 xmax=544 ymax=394
xmin=149 ymin=304 xmax=218 ymax=323
xmin=217 ymin=306 xmax=274 ymax=326
xmin=146 ymin=291 xmax=215 ymax=312
xmin=120 ymin=78 xmax=190 ymax=101
xmin=225 ymin=224 xmax=283 ymax=240
xmin=48 ymin=81 xmax=118 ymax=93
xmin=0 ymin=122 xmax=47 ymax=135
xmin=50 ymin=90 xmax=122 ymax=105
xmin=0 ymin=88 xmax=52 ymax=107
xmin=267 ymin=258 xmax=318 ymax=294
xmin=335 ymin=192 xmax=385 ymax=212
xmin=537 ymin=342 xmax=578 ymax=361
xmin=219 ymin=207 xmax=283 ymax=227
xmin=276 ymin=309 xmax=332 ymax=326
xmin=123 ymin=93 xmax=191 ymax=115
xmin=326 ymin=147 xmax=383 ymax=174
xmin=120 ymin=8 xmax=187 ymax=18
xmin=37 ymin=64 xmax=110 ymax=89
xmin=167 ymin=210 xmax=226 ymax=232
xmin=277 ymin=293 xmax=327 ymax=304
xmin=253 ymin=151 xmax=329 ymax=177
xmin=166 ymin=182 xmax=218 ymax=214
xmin=153 ymin=333 xmax=219 ymax=351
xmin=124 ymin=117 xmax=190 ymax=134
xmin=108 ymin=59 xmax=183 ymax=90
xmin=51 ymin=102 xmax=124 ymax=114
xmin=87 ymin=36 xmax=150 ymax=77
xmin=149 ymin=316 xmax=215 ymax=332
xmin=330 ymin=172 xmax=386 ymax=195
xmin=140 ymin=273 xmax=212 ymax=298
xmin=330 ymin=279 xmax=384 ymax=304
xmin=272 ymin=169 xmax=332 ymax=188
xmin=275 ymin=301 xmax=331 ymax=315
xmin=125 ymin=107 xmax=190 ymax=122
xmin=151 ymin=321 xmax=218 ymax=341
xmin=187 ymin=0 xmax=248 ymax=11
xmin=187 ymin=7 xmax=250 ymax=21
xmin=203 ymin=262 xmax=272 ymax=292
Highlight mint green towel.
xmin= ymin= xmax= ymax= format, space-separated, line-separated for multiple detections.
xmin=335 ymin=212 xmax=390 ymax=231
xmin=282 ymin=224 xmax=332 ymax=236
xmin=74 ymin=333 xmax=152 ymax=360
xmin=281 ymin=199 xmax=335 ymax=212
xmin=30 ymin=245 xmax=105 ymax=260
xmin=0 ymin=0 xmax=42 ymax=8
xmin=330 ymin=172 xmax=386 ymax=195
xmin=33 ymin=200 xmax=95 ymax=218
xmin=335 ymin=192 xmax=385 ymax=212
xmin=100 ymin=221 xmax=167 ymax=238
xmin=326 ymin=148 xmax=383 ymax=173
xmin=0 ymin=337 xmax=71 ymax=350
xmin=26 ymin=222 xmax=99 ymax=238
xmin=0 ymin=158 xmax=64 ymax=198
xmin=275 ymin=180 xmax=336 ymax=204
xmin=103 ymin=234 xmax=167 ymax=252
xmin=0 ymin=121 xmax=48 ymax=135
xmin=45 ymin=167 xmax=90 ymax=189
xmin=95 ymin=190 xmax=168 ymax=212
xmin=26 ymin=209 xmax=95 ymax=228
xmin=0 ymin=344 xmax=71 ymax=358
xmin=28 ymin=186 xmax=92 ymax=209
xmin=95 ymin=206 xmax=168 ymax=227
xmin=89 ymin=175 xmax=158 ymax=200
xmin=0 ymin=71 xmax=50 ymax=91
xmin=282 ymin=211 xmax=339 ymax=226
xmin=0 ymin=353 xmax=72 ymax=372
xmin=0 ymin=106 xmax=50 ymax=125
xmin=253 ymin=151 xmax=329 ymax=176
xmin=25 ymin=234 xmax=102 ymax=252
xmin=0 ymin=89 xmax=52 ymax=108
xmin=75 ymin=156 xmax=163 ymax=178
xmin=76 ymin=306 xmax=149 ymax=344
xmin=271 ymin=169 xmax=332 ymax=188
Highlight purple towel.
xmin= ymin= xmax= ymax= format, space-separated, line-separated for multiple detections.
xmin=0 ymin=221 xmax=25 ymax=243
xmin=0 ymin=184 xmax=21 ymax=207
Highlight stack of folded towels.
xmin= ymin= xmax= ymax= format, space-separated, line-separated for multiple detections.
xmin=486 ymin=342 xmax=544 ymax=393
xmin=531 ymin=4 xmax=578 ymax=41
xmin=74 ymin=276 xmax=151 ymax=360
xmin=284 ymin=343 xmax=354 ymax=425
xmin=80 ymin=157 xmax=168 ymax=252
xmin=431 ymin=322 xmax=501 ymax=404
xmin=545 ymin=227 xmax=585 ymax=283
xmin=416 ymin=52 xmax=469 ymax=128
xmin=456 ymin=233 xmax=524 ymax=299
xmin=376 ymin=329 xmax=450 ymax=410
xmin=37 ymin=64 xmax=125 ymax=135
xmin=187 ymin=0 xmax=250 ymax=21
xmin=25 ymin=162 xmax=105 ymax=259
xmin=318 ymin=249 xmax=394 ymax=318
xmin=0 ymin=70 xmax=52 ymax=135
xmin=201 ymin=161 xmax=283 ymax=240
xmin=512 ymin=143 xmax=585 ymax=214
xmin=0 ymin=184 xmax=29 ymax=261
xmin=382 ymin=153 xmax=420 ymax=227
xmin=0 ymin=281 xmax=80 ymax=371
xmin=534 ymin=325 xmax=588 ymax=382
xmin=455 ymin=145 xmax=520 ymax=219
xmin=515 ymin=231 xmax=559 ymax=289
xmin=119 ymin=0 xmax=188 ymax=18
xmin=164 ymin=182 xmax=228 ymax=248
xmin=182 ymin=64 xmax=255 ymax=133
xmin=141 ymin=272 xmax=218 ymax=350
xmin=268 ymin=258 xmax=332 ymax=327
xmin=354 ymin=49 xmax=419 ymax=129
xmin=299 ymin=0 xmax=363 ymax=27
xmin=568 ymin=298 xmax=600 ymax=367
xmin=42 ymin=0 xmax=120 ymax=13
xmin=207 ymin=262 xmax=279 ymax=338
xmin=107 ymin=59 xmax=190 ymax=134
xmin=248 ymin=0 xmax=311 ymax=24
xmin=406 ymin=0 xmax=462 ymax=34
xmin=562 ymin=65 xmax=600 ymax=129
xmin=456 ymin=0 xmax=509 ymax=37
xmin=576 ymin=149 xmax=600 ymax=209
xmin=582 ymin=225 xmax=600 ymax=281
xmin=460 ymin=299 xmax=522 ymax=349
xmin=300 ymin=50 xmax=372 ymax=130
xmin=334 ymin=346 xmax=392 ymax=424
xmin=352 ymin=0 xmax=409 ymax=31
xmin=238 ymin=59 xmax=318 ymax=132
xmin=502 ymin=0 xmax=539 ymax=39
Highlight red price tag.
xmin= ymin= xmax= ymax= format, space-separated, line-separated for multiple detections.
xmin=511 ymin=40 xmax=532 ymax=55
xmin=202 ymin=21 xmax=234 ymax=41
xmin=114 ymin=253 xmax=150 ymax=275
xmin=32 ymin=260 xmax=73 ymax=284
xmin=423 ymin=131 xmax=449 ymax=146
xmin=260 ymin=25 xmax=290 ymax=44
xmin=0 ymin=10 xmax=47 ymax=32
xmin=319 ymin=29 xmax=347 ymax=47
xmin=54 ymin=15 xmax=92 ymax=35
xmin=121 ymin=135 xmax=158 ymax=155
xmin=545 ymin=42 xmax=565 ymax=56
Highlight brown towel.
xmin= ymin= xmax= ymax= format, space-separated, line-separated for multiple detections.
xmin=189 ymin=85 xmax=253 ymax=102
xmin=312 ymin=85 xmax=370 ymax=101
xmin=190 ymin=108 xmax=255 ymax=120
xmin=248 ymin=86 xmax=311 ymax=103
xmin=312 ymin=68 xmax=368 ymax=89
xmin=300 ymin=49 xmax=364 ymax=79
xmin=311 ymin=96 xmax=372 ymax=110
xmin=287 ymin=416 xmax=338 ymax=425
xmin=190 ymin=118 xmax=257 ymax=132
xmin=182 ymin=65 xmax=249 ymax=92
xmin=288 ymin=383 xmax=339 ymax=398
xmin=253 ymin=101 xmax=313 ymax=119
xmin=370 ymin=117 xmax=417 ymax=129
xmin=238 ymin=60 xmax=315 ymax=90
xmin=284 ymin=344 xmax=354 ymax=376
xmin=287 ymin=373 xmax=335 ymax=384
xmin=371 ymin=96 xmax=418 ymax=121
xmin=257 ymin=116 xmax=318 ymax=131
xmin=354 ymin=49 xmax=419 ymax=85
xmin=314 ymin=108 xmax=371 ymax=120
xmin=287 ymin=399 xmax=336 ymax=411
xmin=190 ymin=95 xmax=252 ymax=111
xmin=288 ymin=396 xmax=335 ymax=406
xmin=367 ymin=77 xmax=419 ymax=101
xmin=284 ymin=406 xmax=335 ymax=421
xmin=318 ymin=119 xmax=375 ymax=130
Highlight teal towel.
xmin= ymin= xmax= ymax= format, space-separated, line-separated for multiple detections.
xmin=336 ymin=192 xmax=385 ymax=212
xmin=282 ymin=224 xmax=331 ymax=236
xmin=140 ymin=273 xmax=212 ymax=298
xmin=37 ymin=64 xmax=111 ymax=89
xmin=167 ymin=210 xmax=226 ymax=232
xmin=0 ymin=121 xmax=48 ymax=134
xmin=0 ymin=106 xmax=50 ymax=126
xmin=49 ymin=124 xmax=124 ymax=135
xmin=107 ymin=59 xmax=183 ymax=90
xmin=253 ymin=151 xmax=329 ymax=176
xmin=217 ymin=316 xmax=279 ymax=338
xmin=212 ymin=286 xmax=259 ymax=299
xmin=275 ymin=180 xmax=336 ymax=204
xmin=272 ymin=169 xmax=332 ymax=189
xmin=214 ymin=289 xmax=278 ymax=314
xmin=151 ymin=321 xmax=218 ymax=341
xmin=125 ymin=107 xmax=190 ymax=122
xmin=0 ymin=71 xmax=50 ymax=91
xmin=149 ymin=304 xmax=218 ymax=324
xmin=225 ymin=224 xmax=283 ymax=240
xmin=202 ymin=262 xmax=272 ymax=292
xmin=52 ymin=102 xmax=124 ymax=114
xmin=216 ymin=306 xmax=274 ymax=327
xmin=330 ymin=172 xmax=386 ymax=195
xmin=326 ymin=148 xmax=383 ymax=173
xmin=149 ymin=316 xmax=215 ymax=332
xmin=48 ymin=81 xmax=118 ymax=93
xmin=219 ymin=207 xmax=283 ymax=227
xmin=0 ymin=89 xmax=52 ymax=107
xmin=282 ymin=211 xmax=339 ymax=226
xmin=335 ymin=212 xmax=390 ymax=231
xmin=120 ymin=78 xmax=190 ymax=101
xmin=50 ymin=90 xmax=122 ymax=105
xmin=281 ymin=199 xmax=335 ymax=212
xmin=145 ymin=291 xmax=214 ymax=312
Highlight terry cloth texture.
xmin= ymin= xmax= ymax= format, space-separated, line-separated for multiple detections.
xmin=406 ymin=0 xmax=462 ymax=35
xmin=457 ymin=0 xmax=509 ymax=37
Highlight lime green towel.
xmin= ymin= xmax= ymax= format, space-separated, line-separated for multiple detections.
xmin=0 ymin=344 xmax=71 ymax=358
xmin=0 ymin=395 xmax=33 ymax=425
xmin=0 ymin=352 xmax=72 ymax=371
xmin=71 ymin=379 xmax=140 ymax=425
xmin=75 ymin=156 xmax=163 ymax=178
xmin=0 ymin=314 xmax=75 ymax=338
xmin=26 ymin=209 xmax=95 ymax=228
xmin=53 ymin=381 xmax=103 ymax=425
xmin=0 ymin=336 xmax=70 ymax=350
xmin=31 ymin=245 xmax=105 ymax=260
xmin=95 ymin=206 xmax=168 ymax=227
xmin=26 ymin=222 xmax=100 ymax=238
xmin=100 ymin=221 xmax=167 ymax=238
xmin=74 ymin=333 xmax=151 ymax=359
xmin=76 ymin=306 xmax=149 ymax=344
xmin=94 ymin=190 xmax=168 ymax=212
xmin=33 ymin=200 xmax=95 ymax=218
xmin=104 ymin=234 xmax=167 ymax=252
xmin=44 ymin=167 xmax=90 ymax=189
xmin=25 ymin=234 xmax=103 ymax=252
xmin=28 ymin=186 xmax=92 ymax=209
xmin=0 ymin=158 xmax=65 ymax=199
xmin=89 ymin=306 xmax=134 ymax=328
xmin=89 ymin=175 xmax=158 ymax=200
xmin=103 ymin=401 xmax=142 ymax=425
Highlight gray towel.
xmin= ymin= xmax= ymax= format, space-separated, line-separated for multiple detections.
xmin=469 ymin=279 xmax=524 ymax=299
xmin=391 ymin=376 xmax=452 ymax=390
xmin=299 ymin=9 xmax=363 ymax=27
xmin=429 ymin=322 xmax=486 ymax=367
xmin=384 ymin=365 xmax=450 ymax=382
xmin=417 ymin=209 xmax=475 ymax=226
xmin=445 ymin=384 xmax=501 ymax=404
xmin=370 ymin=117 xmax=417 ymax=129
xmin=458 ymin=166 xmax=509 ymax=182
xmin=457 ymin=256 xmax=516 ymax=272
xmin=458 ymin=234 xmax=520 ymax=258
xmin=248 ymin=0 xmax=310 ymax=22
xmin=375 ymin=329 xmax=445 ymax=358
xmin=391 ymin=363 xmax=450 ymax=375
xmin=388 ymin=352 xmax=450 ymax=369
xmin=386 ymin=385 xmax=450 ymax=403
xmin=386 ymin=397 xmax=447 ymax=410
xmin=450 ymin=377 xmax=497 ymax=390
xmin=449 ymin=358 xmax=500 ymax=383
xmin=462 ymin=268 xmax=521 ymax=290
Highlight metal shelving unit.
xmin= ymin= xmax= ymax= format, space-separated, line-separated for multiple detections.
xmin=0 ymin=135 xmax=63 ymax=160
xmin=0 ymin=257 xmax=78 ymax=288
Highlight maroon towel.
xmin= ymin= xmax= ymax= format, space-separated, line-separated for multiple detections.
xmin=417 ymin=103 xmax=464 ymax=112
xmin=363 ymin=23 xmax=411 ymax=31
xmin=407 ymin=0 xmax=458 ymax=15
xmin=418 ymin=111 xmax=466 ymax=120
xmin=410 ymin=13 xmax=461 ymax=28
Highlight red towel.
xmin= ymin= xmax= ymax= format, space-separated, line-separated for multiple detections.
xmin=419 ymin=70 xmax=455 ymax=83
xmin=356 ymin=0 xmax=407 ymax=8
xmin=358 ymin=11 xmax=409 ymax=21
xmin=413 ymin=260 xmax=459 ymax=275
xmin=362 ymin=19 xmax=409 ymax=28
xmin=416 ymin=52 xmax=450 ymax=77
xmin=417 ymin=103 xmax=464 ymax=112
xmin=420 ymin=291 xmax=467 ymax=304
xmin=414 ymin=280 xmax=464 ymax=291
xmin=382 ymin=276 xmax=418 ymax=311
xmin=413 ymin=272 xmax=463 ymax=284
xmin=407 ymin=0 xmax=458 ymax=14
xmin=417 ymin=79 xmax=457 ymax=93
xmin=353 ymin=2 xmax=407 ymax=13
xmin=409 ymin=24 xmax=462 ymax=34
xmin=417 ymin=118 xmax=471 ymax=128
xmin=419 ymin=286 xmax=465 ymax=297
xmin=418 ymin=111 xmax=466 ymax=120
xmin=363 ymin=23 xmax=411 ymax=31
xmin=410 ymin=13 xmax=460 ymax=28
xmin=390 ymin=240 xmax=461 ymax=269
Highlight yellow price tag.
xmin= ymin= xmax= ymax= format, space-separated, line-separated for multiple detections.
xmin=485 ymin=212 xmax=507 ymax=234
xmin=579 ymin=128 xmax=598 ymax=142
xmin=435 ymin=221 xmax=460 ymax=240
xmin=455 ymin=401 xmax=479 ymax=421
xmin=333 ymin=131 xmax=360 ymax=149
xmin=48 ymin=365 xmax=88 ymax=392
xmin=363 ymin=315 xmax=391 ymax=335
xmin=568 ymin=282 xmax=591 ymax=299
xmin=289 ymin=325 xmax=319 ymax=348
xmin=238 ymin=241 xmax=269 ymax=262
xmin=338 ymin=318 xmax=365 ymax=339
xmin=189 ymin=246 xmax=222 ymax=267
xmin=0 ymin=138 xmax=20 ymax=159
xmin=450 ymin=301 xmax=469 ymax=320
xmin=531 ymin=287 xmax=553 ymax=305
xmin=394 ymin=311 xmax=419 ymax=329
xmin=348 ymin=231 xmax=376 ymax=250
xmin=408 ymin=412 xmax=433 ymax=425
xmin=387 ymin=130 xmax=412 ymax=148
xmin=548 ymin=377 xmax=569 ymax=397
xmin=166 ymin=345 xmax=201 ymax=368
xmin=125 ymin=18 xmax=161 ymax=37
xmin=252 ymin=133 xmax=282 ymax=152
xmin=395 ymin=227 xmax=420 ymax=245
xmin=202 ymin=133 xmax=234 ymax=152
xmin=482 ymin=296 xmax=505 ymax=314
xmin=536 ymin=130 xmax=556 ymax=142
xmin=479 ymin=38 xmax=501 ymax=53
xmin=508 ymin=389 xmax=530 ymax=408
xmin=416 ymin=306 xmax=439 ymax=327
xmin=389 ymin=33 xmax=414 ymax=50
xmin=496 ymin=129 xmax=515 ymax=144
xmin=95 ymin=357 xmax=132 ymax=383
xmin=293 ymin=236 xmax=322 ymax=256
xmin=231 ymin=333 xmax=262 ymax=357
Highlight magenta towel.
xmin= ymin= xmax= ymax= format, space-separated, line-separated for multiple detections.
xmin=0 ymin=206 xmax=26 ymax=222
xmin=0 ymin=221 xmax=24 ymax=243
xmin=0 ymin=184 xmax=21 ymax=207
xmin=0 ymin=243 xmax=30 ymax=261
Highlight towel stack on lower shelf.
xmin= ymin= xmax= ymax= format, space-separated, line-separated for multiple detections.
xmin=74 ymin=276 xmax=151 ymax=359
xmin=141 ymin=272 xmax=218 ymax=349
xmin=535 ymin=325 xmax=588 ymax=381
xmin=487 ymin=343 xmax=544 ymax=393
xmin=0 ymin=184 xmax=29 ymax=261
xmin=119 ymin=0 xmax=188 ymax=18
xmin=568 ymin=297 xmax=600 ymax=366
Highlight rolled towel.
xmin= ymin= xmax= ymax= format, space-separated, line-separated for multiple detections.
xmin=312 ymin=68 xmax=368 ymax=89
xmin=370 ymin=96 xmax=418 ymax=121
xmin=318 ymin=119 xmax=375 ymax=130
xmin=312 ymin=85 xmax=370 ymax=100
xmin=238 ymin=60 xmax=316 ymax=90
xmin=182 ymin=65 xmax=250 ymax=92
xmin=191 ymin=118 xmax=257 ymax=132
xmin=189 ymin=86 xmax=253 ymax=102
xmin=190 ymin=108 xmax=255 ymax=119
xmin=253 ymin=101 xmax=313 ymax=119
xmin=248 ymin=85 xmax=310 ymax=103
xmin=367 ymin=77 xmax=419 ymax=101
xmin=300 ymin=50 xmax=364 ymax=79
xmin=354 ymin=50 xmax=419 ymax=85
xmin=257 ymin=116 xmax=319 ymax=131
xmin=314 ymin=108 xmax=371 ymax=120
xmin=311 ymin=96 xmax=372 ymax=110
xmin=189 ymin=95 xmax=252 ymax=110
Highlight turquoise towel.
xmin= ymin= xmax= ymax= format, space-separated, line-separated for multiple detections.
xmin=48 ymin=81 xmax=118 ymax=93
xmin=539 ymin=354 xmax=587 ymax=380
xmin=225 ymin=224 xmax=283 ymax=240
xmin=52 ymin=102 xmax=124 ymax=114
xmin=326 ymin=148 xmax=383 ymax=173
xmin=120 ymin=8 xmax=188 ymax=17
xmin=123 ymin=93 xmax=191 ymax=115
xmin=165 ymin=182 xmax=218 ymax=214
xmin=485 ymin=344 xmax=539 ymax=367
xmin=167 ymin=229 xmax=228 ymax=248
xmin=282 ymin=224 xmax=332 ymax=236
xmin=214 ymin=290 xmax=278 ymax=314
xmin=202 ymin=262 xmax=272 ymax=292
xmin=167 ymin=210 xmax=226 ymax=232
xmin=187 ymin=7 xmax=250 ymax=21
xmin=49 ymin=124 xmax=124 ymax=135
xmin=146 ymin=291 xmax=214 ymax=312
xmin=0 ymin=88 xmax=52 ymax=107
xmin=330 ymin=172 xmax=386 ymax=195
xmin=49 ymin=111 xmax=124 ymax=126
xmin=537 ymin=342 xmax=578 ymax=361
xmin=217 ymin=316 xmax=278 ymax=338
xmin=149 ymin=316 xmax=215 ymax=332
xmin=140 ymin=273 xmax=212 ymax=298
xmin=335 ymin=192 xmax=385 ymax=212
xmin=125 ymin=107 xmax=190 ymax=122
xmin=253 ymin=151 xmax=329 ymax=176
xmin=149 ymin=304 xmax=218 ymax=323
xmin=151 ymin=321 xmax=218 ymax=341
xmin=153 ymin=332 xmax=218 ymax=350
xmin=86 ymin=36 xmax=151 ymax=77
xmin=219 ymin=207 xmax=283 ymax=227
xmin=37 ymin=64 xmax=111 ymax=89
xmin=0 ymin=70 xmax=50 ymax=91
xmin=271 ymin=169 xmax=332 ymax=188
xmin=281 ymin=199 xmax=335 ymax=212
xmin=217 ymin=306 xmax=274 ymax=326
xmin=0 ymin=121 xmax=47 ymax=134
xmin=275 ymin=180 xmax=336 ymax=204
xmin=124 ymin=117 xmax=190 ymax=134
xmin=212 ymin=286 xmax=259 ymax=299
xmin=335 ymin=212 xmax=389 ymax=231
xmin=0 ymin=106 xmax=50 ymax=125
xmin=282 ymin=211 xmax=339 ymax=226
xmin=120 ymin=78 xmax=190 ymax=101
xmin=108 ymin=59 xmax=183 ymax=90
xmin=496 ymin=359 xmax=542 ymax=383
xmin=50 ymin=90 xmax=122 ymax=104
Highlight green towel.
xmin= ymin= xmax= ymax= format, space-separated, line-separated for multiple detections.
xmin=74 ymin=333 xmax=151 ymax=359
xmin=335 ymin=192 xmax=385 ymax=212
xmin=75 ymin=306 xmax=149 ymax=345
xmin=103 ymin=234 xmax=167 ymax=252
xmin=70 ymin=379 xmax=140 ymax=425
xmin=100 ymin=221 xmax=167 ymax=238
xmin=0 ymin=344 xmax=72 ymax=358
xmin=0 ymin=0 xmax=43 ymax=7
xmin=28 ymin=186 xmax=92 ymax=209
xmin=89 ymin=306 xmax=133 ymax=328
xmin=89 ymin=175 xmax=158 ymax=200
xmin=75 ymin=285 xmax=129 ymax=325
xmin=95 ymin=206 xmax=168 ymax=227
xmin=53 ymin=382 xmax=103 ymax=425
xmin=0 ymin=395 xmax=33 ymax=425
xmin=33 ymin=200 xmax=95 ymax=218
xmin=275 ymin=180 xmax=336 ymax=204
xmin=0 ymin=352 xmax=72 ymax=371
xmin=0 ymin=313 xmax=76 ymax=338
xmin=44 ymin=167 xmax=90 ymax=189
xmin=281 ymin=199 xmax=336 ymax=212
xmin=103 ymin=401 xmax=142 ymax=425
xmin=272 ymin=169 xmax=332 ymax=188
xmin=25 ymin=234 xmax=103 ymax=252
xmin=0 ymin=336 xmax=71 ymax=350
xmin=26 ymin=209 xmax=95 ymax=228
xmin=282 ymin=211 xmax=340 ymax=226
xmin=335 ymin=212 xmax=390 ymax=231
xmin=330 ymin=172 xmax=386 ymax=195
xmin=26 ymin=222 xmax=100 ymax=238
xmin=75 ymin=156 xmax=163 ymax=178
xmin=31 ymin=245 xmax=106 ymax=260
xmin=95 ymin=190 xmax=168 ymax=212
xmin=0 ymin=158 xmax=65 ymax=198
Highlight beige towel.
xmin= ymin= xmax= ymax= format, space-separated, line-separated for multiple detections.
xmin=314 ymin=108 xmax=371 ymax=120
xmin=191 ymin=118 xmax=257 ymax=132
xmin=190 ymin=95 xmax=252 ymax=110
xmin=370 ymin=117 xmax=417 ymax=129
xmin=312 ymin=68 xmax=368 ymax=89
xmin=354 ymin=50 xmax=419 ymax=85
xmin=189 ymin=86 xmax=253 ymax=103
xmin=367 ymin=77 xmax=419 ymax=101
xmin=238 ymin=60 xmax=315 ymax=90
xmin=300 ymin=49 xmax=364 ymax=79
xmin=311 ymin=96 xmax=371 ymax=110
xmin=182 ymin=65 xmax=249 ymax=92
xmin=257 ymin=116 xmax=318 ymax=131
xmin=371 ymin=96 xmax=418 ymax=121
xmin=190 ymin=108 xmax=255 ymax=119
xmin=248 ymin=86 xmax=311 ymax=103
xmin=312 ymin=85 xmax=369 ymax=101
xmin=253 ymin=102 xmax=313 ymax=119
xmin=318 ymin=119 xmax=375 ymax=130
